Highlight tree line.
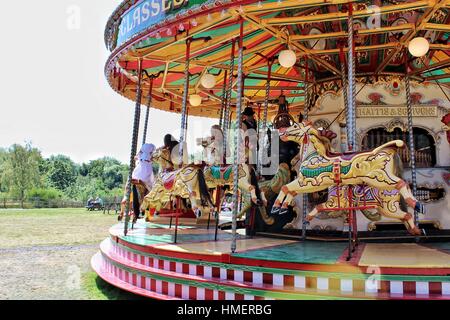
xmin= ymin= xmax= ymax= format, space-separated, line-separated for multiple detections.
xmin=0 ymin=142 xmax=130 ymax=208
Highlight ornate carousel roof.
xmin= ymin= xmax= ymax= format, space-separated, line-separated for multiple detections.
xmin=104 ymin=0 xmax=450 ymax=119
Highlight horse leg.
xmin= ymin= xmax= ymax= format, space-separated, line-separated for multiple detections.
xmin=279 ymin=191 xmax=298 ymax=215
xmin=395 ymin=180 xmax=425 ymax=214
xmin=238 ymin=178 xmax=259 ymax=205
xmin=378 ymin=207 xmax=421 ymax=236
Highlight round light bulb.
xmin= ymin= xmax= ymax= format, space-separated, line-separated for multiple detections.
xmin=189 ymin=94 xmax=202 ymax=107
xmin=408 ymin=37 xmax=430 ymax=58
xmin=278 ymin=49 xmax=297 ymax=68
xmin=201 ymin=74 xmax=217 ymax=89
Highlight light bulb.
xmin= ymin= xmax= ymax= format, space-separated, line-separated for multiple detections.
xmin=201 ymin=74 xmax=217 ymax=89
xmin=189 ymin=94 xmax=202 ymax=107
xmin=408 ymin=37 xmax=430 ymax=58
xmin=278 ymin=49 xmax=297 ymax=68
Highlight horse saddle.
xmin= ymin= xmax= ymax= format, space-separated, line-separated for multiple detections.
xmin=326 ymin=150 xmax=366 ymax=161
xmin=208 ymin=165 xmax=233 ymax=181
xmin=160 ymin=171 xmax=178 ymax=191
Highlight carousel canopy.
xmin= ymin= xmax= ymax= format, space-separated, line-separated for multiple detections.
xmin=104 ymin=0 xmax=450 ymax=119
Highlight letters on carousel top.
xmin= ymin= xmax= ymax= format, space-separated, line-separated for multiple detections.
xmin=356 ymin=105 xmax=438 ymax=118
xmin=116 ymin=0 xmax=205 ymax=47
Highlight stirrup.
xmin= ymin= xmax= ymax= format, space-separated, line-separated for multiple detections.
xmin=279 ymin=207 xmax=289 ymax=215
xmin=415 ymin=202 xmax=425 ymax=215
xmin=271 ymin=206 xmax=281 ymax=215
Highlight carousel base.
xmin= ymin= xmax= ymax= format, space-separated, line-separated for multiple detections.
xmin=91 ymin=221 xmax=450 ymax=300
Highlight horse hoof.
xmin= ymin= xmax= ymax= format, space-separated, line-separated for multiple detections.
xmin=255 ymin=200 xmax=263 ymax=207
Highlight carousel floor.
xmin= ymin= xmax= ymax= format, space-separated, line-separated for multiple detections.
xmin=92 ymin=221 xmax=450 ymax=300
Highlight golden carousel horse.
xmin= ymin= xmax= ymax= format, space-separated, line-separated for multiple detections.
xmin=273 ymin=121 xmax=425 ymax=236
xmin=140 ymin=147 xmax=213 ymax=218
xmin=203 ymin=163 xmax=268 ymax=207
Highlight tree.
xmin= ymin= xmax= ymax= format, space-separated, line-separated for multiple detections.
xmin=2 ymin=143 xmax=42 ymax=208
xmin=46 ymin=155 xmax=77 ymax=191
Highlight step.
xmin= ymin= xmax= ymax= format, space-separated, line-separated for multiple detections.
xmin=96 ymin=239 xmax=450 ymax=300
xmin=105 ymin=238 xmax=450 ymax=298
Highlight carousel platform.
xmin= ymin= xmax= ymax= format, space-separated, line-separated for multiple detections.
xmin=91 ymin=221 xmax=450 ymax=300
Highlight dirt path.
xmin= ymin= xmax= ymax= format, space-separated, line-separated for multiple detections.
xmin=0 ymin=209 xmax=137 ymax=300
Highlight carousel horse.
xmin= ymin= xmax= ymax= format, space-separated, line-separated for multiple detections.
xmin=140 ymin=147 xmax=213 ymax=217
xmin=285 ymin=131 xmax=410 ymax=231
xmin=118 ymin=143 xmax=156 ymax=222
xmin=272 ymin=121 xmax=425 ymax=236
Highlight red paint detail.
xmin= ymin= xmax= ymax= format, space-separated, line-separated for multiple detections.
xmin=235 ymin=294 xmax=245 ymax=301
xmin=182 ymin=264 xmax=189 ymax=274
xmin=205 ymin=289 xmax=214 ymax=300
xmin=284 ymin=275 xmax=294 ymax=287
xmin=197 ymin=265 xmax=204 ymax=276
xmin=162 ymin=281 xmax=169 ymax=295
xmin=379 ymin=280 xmax=391 ymax=294
xmin=175 ymin=284 xmax=182 ymax=298
xmin=227 ymin=269 xmax=234 ymax=280
xmin=170 ymin=261 xmax=176 ymax=272
xmin=132 ymin=274 xmax=138 ymax=287
xmin=429 ymin=282 xmax=442 ymax=295
xmin=189 ymin=286 xmax=197 ymax=299
xmin=219 ymin=291 xmax=226 ymax=300
xmin=244 ymin=271 xmax=253 ymax=282
xmin=263 ymin=273 xmax=273 ymax=285
xmin=403 ymin=281 xmax=416 ymax=294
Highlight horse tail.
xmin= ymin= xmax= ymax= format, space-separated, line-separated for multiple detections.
xmin=197 ymin=169 xmax=214 ymax=207
xmin=250 ymin=166 xmax=262 ymax=201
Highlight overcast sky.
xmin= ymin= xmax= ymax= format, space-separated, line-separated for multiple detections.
xmin=0 ymin=0 xmax=216 ymax=164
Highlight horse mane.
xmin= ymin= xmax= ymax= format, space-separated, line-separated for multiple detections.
xmin=307 ymin=128 xmax=336 ymax=156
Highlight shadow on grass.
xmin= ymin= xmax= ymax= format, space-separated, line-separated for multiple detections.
xmin=83 ymin=272 xmax=148 ymax=300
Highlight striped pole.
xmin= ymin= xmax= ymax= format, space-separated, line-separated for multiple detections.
xmin=124 ymin=58 xmax=143 ymax=236
xmin=347 ymin=2 xmax=356 ymax=151
xmin=232 ymin=20 xmax=245 ymax=254
xmin=142 ymin=77 xmax=153 ymax=146
xmin=302 ymin=57 xmax=310 ymax=241
xmin=405 ymin=72 xmax=418 ymax=227
xmin=179 ymin=38 xmax=192 ymax=166
xmin=223 ymin=40 xmax=236 ymax=162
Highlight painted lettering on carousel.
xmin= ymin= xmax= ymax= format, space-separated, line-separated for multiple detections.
xmin=116 ymin=0 xmax=206 ymax=47
xmin=356 ymin=105 xmax=438 ymax=118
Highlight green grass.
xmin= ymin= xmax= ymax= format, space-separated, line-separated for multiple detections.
xmin=82 ymin=272 xmax=146 ymax=300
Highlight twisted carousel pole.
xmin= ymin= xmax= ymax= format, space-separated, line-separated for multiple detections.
xmin=302 ymin=56 xmax=310 ymax=241
xmin=142 ymin=77 xmax=154 ymax=145
xmin=223 ymin=39 xmax=236 ymax=161
xmin=258 ymin=58 xmax=273 ymax=176
xmin=219 ymin=70 xmax=228 ymax=129
xmin=124 ymin=58 xmax=143 ymax=236
xmin=179 ymin=38 xmax=192 ymax=166
xmin=339 ymin=44 xmax=350 ymax=152
xmin=231 ymin=19 xmax=245 ymax=254
xmin=404 ymin=53 xmax=418 ymax=228
xmin=347 ymin=2 xmax=357 ymax=151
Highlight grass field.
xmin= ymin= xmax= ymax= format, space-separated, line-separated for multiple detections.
xmin=0 ymin=208 xmax=141 ymax=300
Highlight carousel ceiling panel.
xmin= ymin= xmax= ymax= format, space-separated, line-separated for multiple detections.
xmin=106 ymin=0 xmax=450 ymax=118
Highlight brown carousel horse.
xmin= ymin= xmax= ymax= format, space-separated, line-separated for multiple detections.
xmin=273 ymin=121 xmax=425 ymax=236
xmin=140 ymin=147 xmax=213 ymax=218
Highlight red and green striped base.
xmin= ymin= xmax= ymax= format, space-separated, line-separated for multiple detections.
xmin=91 ymin=223 xmax=450 ymax=300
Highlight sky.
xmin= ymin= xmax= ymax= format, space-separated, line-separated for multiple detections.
xmin=0 ymin=0 xmax=216 ymax=164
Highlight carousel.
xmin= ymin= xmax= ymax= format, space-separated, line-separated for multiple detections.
xmin=92 ymin=0 xmax=450 ymax=300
